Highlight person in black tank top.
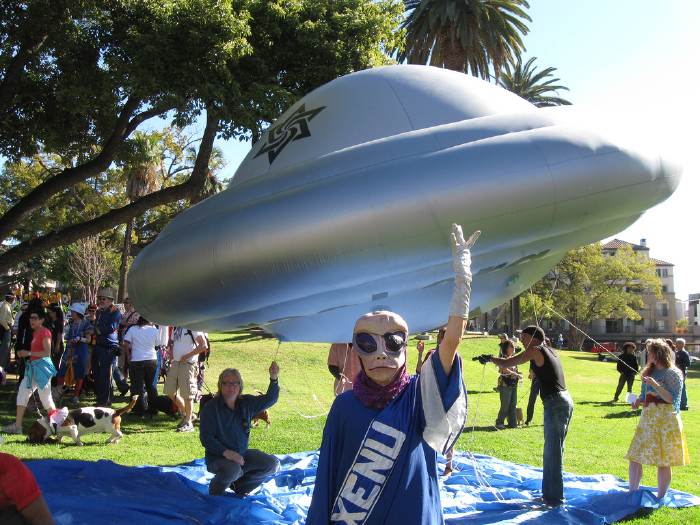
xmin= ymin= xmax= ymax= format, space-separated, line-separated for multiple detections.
xmin=478 ymin=325 xmax=574 ymax=506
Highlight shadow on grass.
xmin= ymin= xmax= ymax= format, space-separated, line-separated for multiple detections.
xmin=216 ymin=333 xmax=266 ymax=344
xmin=462 ymin=425 xmax=500 ymax=433
xmin=604 ymin=410 xmax=641 ymax=419
xmin=577 ymin=400 xmax=617 ymax=407
xmin=618 ymin=507 xmax=655 ymax=522
xmin=467 ymin=390 xmax=499 ymax=395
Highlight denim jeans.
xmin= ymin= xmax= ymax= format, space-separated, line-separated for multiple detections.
xmin=206 ymin=449 xmax=280 ymax=496
xmin=542 ymin=390 xmax=574 ymax=504
xmin=680 ymin=378 xmax=688 ymax=410
xmin=496 ymin=384 xmax=518 ymax=427
xmin=92 ymin=346 xmax=115 ymax=406
xmin=130 ymin=359 xmax=158 ymax=415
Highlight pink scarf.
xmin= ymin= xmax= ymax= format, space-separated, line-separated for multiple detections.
xmin=353 ymin=364 xmax=411 ymax=410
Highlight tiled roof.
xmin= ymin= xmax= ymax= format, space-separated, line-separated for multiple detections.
xmin=651 ymin=257 xmax=673 ymax=266
xmin=602 ymin=239 xmax=646 ymax=250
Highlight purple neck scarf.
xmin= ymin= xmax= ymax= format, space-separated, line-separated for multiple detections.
xmin=353 ymin=364 xmax=411 ymax=410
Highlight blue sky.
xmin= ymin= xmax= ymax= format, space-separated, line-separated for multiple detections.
xmin=214 ymin=0 xmax=699 ymax=300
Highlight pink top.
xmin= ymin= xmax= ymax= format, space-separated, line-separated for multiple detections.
xmin=327 ymin=343 xmax=362 ymax=395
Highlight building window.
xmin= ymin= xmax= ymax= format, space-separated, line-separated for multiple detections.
xmin=606 ymin=319 xmax=622 ymax=333
xmin=661 ymin=285 xmax=668 ymax=292
xmin=656 ymin=268 xmax=669 ymax=277
xmin=656 ymin=302 xmax=668 ymax=317
xmin=656 ymin=320 xmax=666 ymax=331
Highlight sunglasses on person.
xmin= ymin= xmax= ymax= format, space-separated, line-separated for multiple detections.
xmin=221 ymin=380 xmax=241 ymax=388
xmin=353 ymin=331 xmax=407 ymax=356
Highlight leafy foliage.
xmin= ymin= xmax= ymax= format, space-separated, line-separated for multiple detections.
xmin=499 ymin=56 xmax=571 ymax=107
xmin=399 ymin=0 xmax=531 ymax=78
xmin=521 ymin=243 xmax=661 ymax=346
xmin=0 ymin=0 xmax=404 ymax=274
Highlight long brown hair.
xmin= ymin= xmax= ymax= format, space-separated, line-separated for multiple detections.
xmin=641 ymin=338 xmax=675 ymax=377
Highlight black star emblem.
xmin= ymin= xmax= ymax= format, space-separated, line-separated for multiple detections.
xmin=254 ymin=104 xmax=326 ymax=164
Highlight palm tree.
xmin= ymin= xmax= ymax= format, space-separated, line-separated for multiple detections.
xmin=498 ymin=56 xmax=571 ymax=107
xmin=117 ymin=132 xmax=162 ymax=301
xmin=400 ymin=0 xmax=531 ymax=79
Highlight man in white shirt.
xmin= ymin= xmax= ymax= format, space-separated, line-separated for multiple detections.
xmin=165 ymin=327 xmax=207 ymax=432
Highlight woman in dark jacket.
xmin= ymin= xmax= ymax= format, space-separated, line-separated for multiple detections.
xmin=613 ymin=342 xmax=639 ymax=402
xmin=47 ymin=304 xmax=65 ymax=372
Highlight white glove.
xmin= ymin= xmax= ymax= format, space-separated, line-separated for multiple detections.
xmin=449 ymin=224 xmax=480 ymax=318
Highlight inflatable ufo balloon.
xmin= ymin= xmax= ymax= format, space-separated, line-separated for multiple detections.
xmin=129 ymin=65 xmax=681 ymax=342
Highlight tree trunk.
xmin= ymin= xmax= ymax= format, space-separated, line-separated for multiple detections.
xmin=118 ymin=219 xmax=134 ymax=301
xmin=0 ymin=107 xmax=219 ymax=275
xmin=442 ymin=28 xmax=466 ymax=73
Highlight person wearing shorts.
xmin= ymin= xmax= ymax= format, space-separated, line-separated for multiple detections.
xmin=164 ymin=327 xmax=207 ymax=432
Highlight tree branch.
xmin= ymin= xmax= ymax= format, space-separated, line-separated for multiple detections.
xmin=0 ymin=96 xmax=153 ymax=242
xmin=0 ymin=107 xmax=219 ymax=274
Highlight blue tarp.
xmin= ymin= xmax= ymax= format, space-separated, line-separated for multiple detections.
xmin=27 ymin=451 xmax=698 ymax=524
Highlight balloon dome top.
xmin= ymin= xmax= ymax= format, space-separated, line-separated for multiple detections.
xmin=232 ymin=65 xmax=533 ymax=186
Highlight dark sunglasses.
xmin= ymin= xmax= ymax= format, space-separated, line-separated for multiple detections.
xmin=221 ymin=381 xmax=241 ymax=388
xmin=353 ymin=331 xmax=406 ymax=356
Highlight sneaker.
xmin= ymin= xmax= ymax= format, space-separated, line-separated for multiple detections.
xmin=2 ymin=423 xmax=22 ymax=435
xmin=495 ymin=423 xmax=506 ymax=430
xmin=176 ymin=422 xmax=194 ymax=432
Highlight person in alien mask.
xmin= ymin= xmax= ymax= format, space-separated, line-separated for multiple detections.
xmin=306 ymin=224 xmax=479 ymax=525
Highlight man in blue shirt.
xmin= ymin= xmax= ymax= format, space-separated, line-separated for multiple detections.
xmin=306 ymin=225 xmax=478 ymax=525
xmin=199 ymin=362 xmax=280 ymax=496
xmin=89 ymin=288 xmax=125 ymax=407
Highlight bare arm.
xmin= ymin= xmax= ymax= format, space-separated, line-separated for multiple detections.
xmin=438 ymin=317 xmax=467 ymax=376
xmin=21 ymin=495 xmax=55 ymax=525
xmin=492 ymin=346 xmax=540 ymax=368
xmin=183 ymin=335 xmax=207 ymax=361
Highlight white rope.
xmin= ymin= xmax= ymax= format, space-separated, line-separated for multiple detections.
xmin=273 ymin=340 xmax=331 ymax=420
xmin=541 ymin=303 xmax=640 ymax=376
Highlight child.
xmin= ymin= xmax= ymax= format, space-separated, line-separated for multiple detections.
xmin=626 ymin=339 xmax=689 ymax=499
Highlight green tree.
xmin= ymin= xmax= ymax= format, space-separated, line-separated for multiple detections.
xmin=399 ymin=0 xmax=530 ymax=78
xmin=117 ymin=132 xmax=163 ymax=301
xmin=0 ymin=0 xmax=403 ymax=274
xmin=498 ymin=56 xmax=571 ymax=107
xmin=521 ymin=243 xmax=661 ymax=348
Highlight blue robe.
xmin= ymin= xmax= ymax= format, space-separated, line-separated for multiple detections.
xmin=306 ymin=351 xmax=466 ymax=525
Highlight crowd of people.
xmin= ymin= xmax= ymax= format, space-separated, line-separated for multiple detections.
xmin=0 ymin=287 xmax=211 ymax=436
xmin=0 ymin=224 xmax=693 ymax=523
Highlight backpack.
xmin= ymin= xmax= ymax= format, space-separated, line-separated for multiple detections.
xmin=187 ymin=330 xmax=211 ymax=363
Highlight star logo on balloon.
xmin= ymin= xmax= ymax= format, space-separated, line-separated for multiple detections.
xmin=254 ymin=104 xmax=326 ymax=164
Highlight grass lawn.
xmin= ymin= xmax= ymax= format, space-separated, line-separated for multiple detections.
xmin=2 ymin=332 xmax=698 ymax=524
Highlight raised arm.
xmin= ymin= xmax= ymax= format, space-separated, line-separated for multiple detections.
xmin=438 ymin=225 xmax=480 ymax=376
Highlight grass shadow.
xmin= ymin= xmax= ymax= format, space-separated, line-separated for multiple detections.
xmin=216 ymin=333 xmax=265 ymax=343
xmin=577 ymin=400 xmax=617 ymax=407
xmin=618 ymin=507 xmax=655 ymax=522
xmin=467 ymin=390 xmax=499 ymax=395
xmin=603 ymin=410 xmax=640 ymax=419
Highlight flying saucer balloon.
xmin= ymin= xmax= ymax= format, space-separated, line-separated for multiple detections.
xmin=129 ymin=65 xmax=681 ymax=342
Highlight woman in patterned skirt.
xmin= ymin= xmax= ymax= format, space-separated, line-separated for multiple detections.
xmin=626 ymin=339 xmax=689 ymax=499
